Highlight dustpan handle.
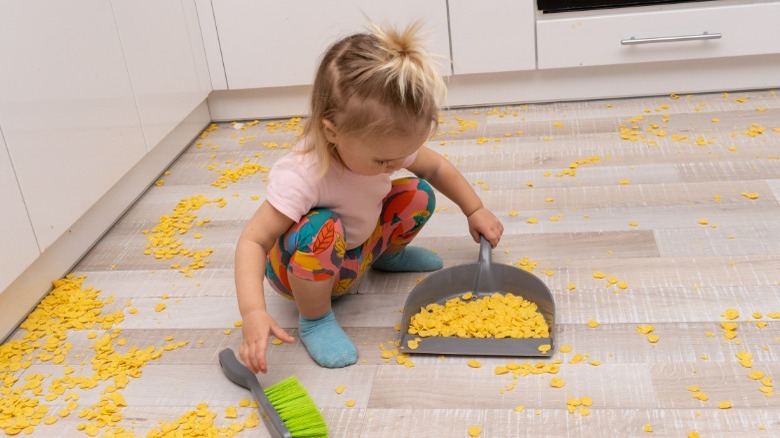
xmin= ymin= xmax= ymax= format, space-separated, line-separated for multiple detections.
xmin=478 ymin=236 xmax=492 ymax=264
xmin=474 ymin=236 xmax=496 ymax=292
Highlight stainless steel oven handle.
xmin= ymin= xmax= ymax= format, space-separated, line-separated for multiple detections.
xmin=621 ymin=32 xmax=722 ymax=45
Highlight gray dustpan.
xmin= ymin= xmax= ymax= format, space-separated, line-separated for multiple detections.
xmin=399 ymin=237 xmax=555 ymax=357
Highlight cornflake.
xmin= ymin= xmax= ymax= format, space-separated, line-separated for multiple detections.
xmin=407 ymin=292 xmax=549 ymax=340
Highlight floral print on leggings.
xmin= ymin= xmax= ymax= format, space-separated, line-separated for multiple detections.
xmin=266 ymin=177 xmax=435 ymax=299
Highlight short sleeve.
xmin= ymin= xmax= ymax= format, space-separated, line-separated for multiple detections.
xmin=266 ymin=153 xmax=319 ymax=223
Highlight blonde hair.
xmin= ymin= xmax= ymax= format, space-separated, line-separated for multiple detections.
xmin=301 ymin=21 xmax=447 ymax=174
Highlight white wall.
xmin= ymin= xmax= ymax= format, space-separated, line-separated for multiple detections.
xmin=0 ymin=127 xmax=39 ymax=293
xmin=0 ymin=0 xmax=212 ymax=340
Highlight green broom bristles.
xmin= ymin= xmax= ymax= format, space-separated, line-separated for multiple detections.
xmin=264 ymin=376 xmax=328 ymax=438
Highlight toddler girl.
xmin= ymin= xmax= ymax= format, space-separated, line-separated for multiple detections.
xmin=235 ymin=22 xmax=504 ymax=373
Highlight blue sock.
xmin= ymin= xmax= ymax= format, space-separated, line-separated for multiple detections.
xmin=298 ymin=310 xmax=357 ymax=368
xmin=372 ymin=246 xmax=443 ymax=272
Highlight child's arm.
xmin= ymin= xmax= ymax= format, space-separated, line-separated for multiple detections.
xmin=235 ymin=200 xmax=296 ymax=373
xmin=407 ymin=146 xmax=504 ymax=246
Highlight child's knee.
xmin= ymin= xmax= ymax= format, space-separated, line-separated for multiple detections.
xmin=287 ymin=208 xmax=346 ymax=253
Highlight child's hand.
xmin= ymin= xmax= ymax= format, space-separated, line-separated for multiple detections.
xmin=239 ymin=309 xmax=295 ymax=374
xmin=467 ymin=207 xmax=504 ymax=247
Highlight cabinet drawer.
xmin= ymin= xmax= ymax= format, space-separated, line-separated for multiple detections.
xmin=537 ymin=2 xmax=780 ymax=69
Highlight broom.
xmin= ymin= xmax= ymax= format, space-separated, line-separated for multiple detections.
xmin=218 ymin=348 xmax=328 ymax=438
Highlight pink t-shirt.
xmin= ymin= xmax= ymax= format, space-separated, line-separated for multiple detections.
xmin=266 ymin=143 xmax=419 ymax=249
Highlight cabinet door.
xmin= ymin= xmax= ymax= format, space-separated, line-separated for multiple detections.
xmin=0 ymin=1 xmax=147 ymax=251
xmin=0 ymin=130 xmax=39 ymax=292
xmin=212 ymin=0 xmax=451 ymax=89
xmin=112 ymin=0 xmax=211 ymax=149
xmin=449 ymin=0 xmax=536 ymax=74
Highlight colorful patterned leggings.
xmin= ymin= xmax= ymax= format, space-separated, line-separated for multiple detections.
xmin=266 ymin=177 xmax=435 ymax=299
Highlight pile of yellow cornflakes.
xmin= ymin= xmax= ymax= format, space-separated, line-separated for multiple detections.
xmin=408 ymin=292 xmax=549 ymax=339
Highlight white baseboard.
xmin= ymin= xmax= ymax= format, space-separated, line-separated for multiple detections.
xmin=0 ymin=101 xmax=211 ymax=341
xmin=206 ymin=53 xmax=780 ymax=121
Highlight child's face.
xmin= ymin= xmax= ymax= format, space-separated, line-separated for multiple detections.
xmin=325 ymin=121 xmax=429 ymax=176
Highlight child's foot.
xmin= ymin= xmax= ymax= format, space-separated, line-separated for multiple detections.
xmin=298 ymin=310 xmax=357 ymax=368
xmin=372 ymin=246 xmax=443 ymax=272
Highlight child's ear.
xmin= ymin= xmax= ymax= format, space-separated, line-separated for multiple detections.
xmin=322 ymin=119 xmax=338 ymax=143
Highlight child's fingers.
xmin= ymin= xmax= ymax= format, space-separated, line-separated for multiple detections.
xmin=270 ymin=321 xmax=295 ymax=343
xmin=255 ymin=337 xmax=269 ymax=374
xmin=240 ymin=343 xmax=260 ymax=374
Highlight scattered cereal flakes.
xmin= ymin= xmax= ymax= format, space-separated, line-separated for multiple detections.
xmin=550 ymin=378 xmax=565 ymax=388
xmin=688 ymin=431 xmax=700 ymax=438
xmin=559 ymin=345 xmax=573 ymax=353
xmin=154 ymin=303 xmax=167 ymax=312
xmin=233 ymin=320 xmax=243 ymax=328
xmin=225 ymin=406 xmax=237 ymax=418
xmin=406 ymin=338 xmax=420 ymax=350
xmin=587 ymin=320 xmax=599 ymax=328
xmin=223 ymin=329 xmax=231 ymax=335
xmin=647 ymin=335 xmax=659 ymax=343
xmin=628 ymin=221 xmax=638 ymax=227
xmin=692 ymin=392 xmax=709 ymax=401
xmin=538 ymin=344 xmax=551 ymax=354
xmin=509 ymin=210 xmax=519 ymax=217
xmin=345 ymin=400 xmax=355 ymax=408
xmin=581 ymin=396 xmax=593 ymax=406
xmin=718 ymin=400 xmax=733 ymax=409
xmin=335 ymin=385 xmax=346 ymax=394
xmin=619 ymin=179 xmax=630 ymax=185
xmin=393 ymin=323 xmax=401 ymax=331
xmin=722 ymin=308 xmax=740 ymax=320
xmin=736 ymin=351 xmax=753 ymax=368
xmin=526 ymin=217 xmax=539 ymax=224
xmin=697 ymin=219 xmax=709 ymax=225
xmin=741 ymin=192 xmax=759 ymax=200
xmin=271 ymin=338 xmax=283 ymax=346
xmin=643 ymin=423 xmax=653 ymax=432
xmin=593 ymin=271 xmax=606 ymax=279
xmin=567 ymin=283 xmax=576 ymax=291
xmin=636 ymin=324 xmax=655 ymax=335
xmin=468 ymin=425 xmax=482 ymax=437
xmin=748 ymin=370 xmax=764 ymax=380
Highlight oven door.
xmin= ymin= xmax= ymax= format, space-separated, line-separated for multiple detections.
xmin=537 ymin=0 xmax=716 ymax=13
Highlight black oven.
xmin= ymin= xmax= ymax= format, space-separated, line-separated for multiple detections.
xmin=537 ymin=0 xmax=716 ymax=13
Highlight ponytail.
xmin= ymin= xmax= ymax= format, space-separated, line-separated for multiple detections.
xmin=302 ymin=21 xmax=447 ymax=175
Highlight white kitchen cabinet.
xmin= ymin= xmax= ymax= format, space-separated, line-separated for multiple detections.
xmin=112 ymin=0 xmax=211 ymax=149
xmin=0 ymin=1 xmax=148 ymax=251
xmin=537 ymin=1 xmax=780 ymax=69
xmin=449 ymin=0 xmax=536 ymax=74
xmin=0 ymin=130 xmax=39 ymax=293
xmin=211 ymin=0 xmax=451 ymax=89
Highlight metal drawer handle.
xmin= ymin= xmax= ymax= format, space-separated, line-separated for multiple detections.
xmin=621 ymin=32 xmax=722 ymax=45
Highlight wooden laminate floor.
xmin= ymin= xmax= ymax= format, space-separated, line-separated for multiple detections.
xmin=2 ymin=90 xmax=779 ymax=437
